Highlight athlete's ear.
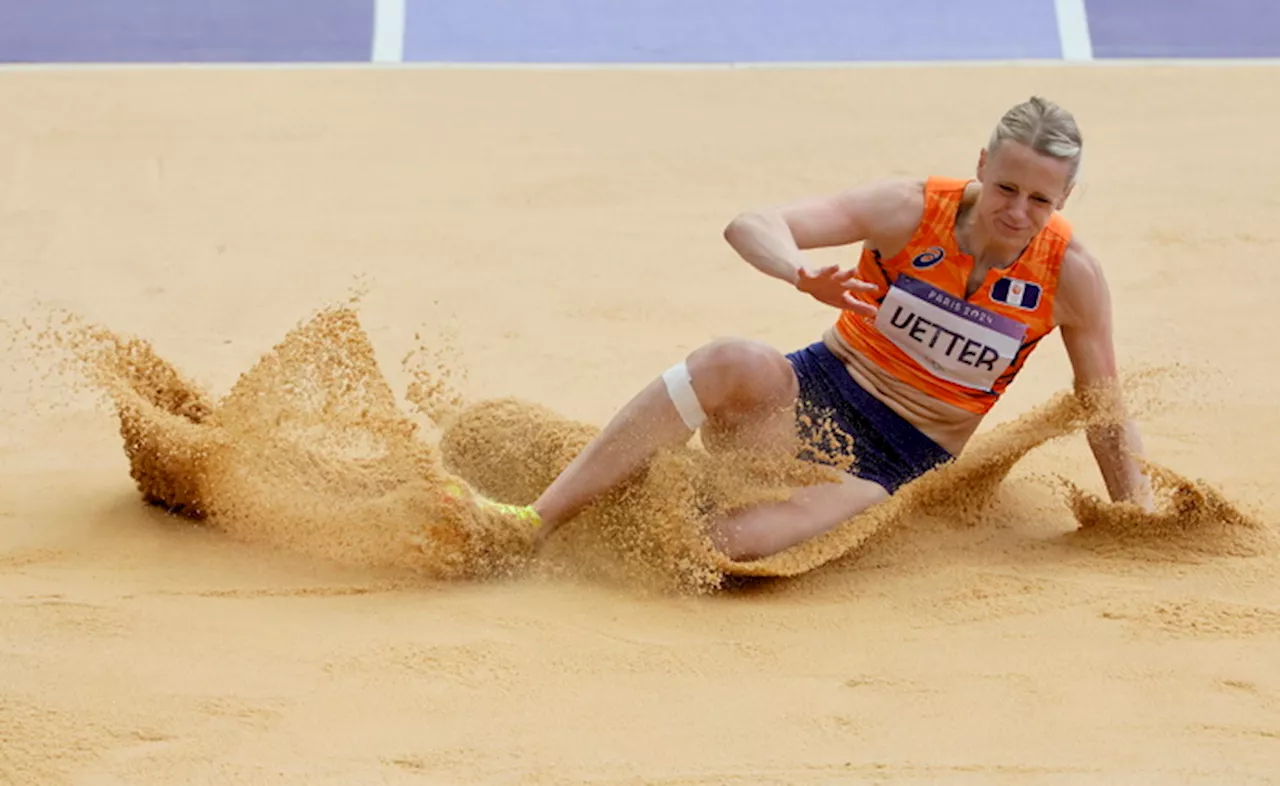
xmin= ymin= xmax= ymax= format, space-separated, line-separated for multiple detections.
xmin=976 ymin=148 xmax=988 ymax=181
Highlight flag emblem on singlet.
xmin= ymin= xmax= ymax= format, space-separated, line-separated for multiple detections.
xmin=990 ymin=277 xmax=1042 ymax=310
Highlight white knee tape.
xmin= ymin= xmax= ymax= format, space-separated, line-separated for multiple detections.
xmin=661 ymin=360 xmax=708 ymax=430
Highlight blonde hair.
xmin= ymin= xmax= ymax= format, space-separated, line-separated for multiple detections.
xmin=988 ymin=96 xmax=1083 ymax=183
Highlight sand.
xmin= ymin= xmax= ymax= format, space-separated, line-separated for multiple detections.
xmin=2 ymin=64 xmax=1279 ymax=784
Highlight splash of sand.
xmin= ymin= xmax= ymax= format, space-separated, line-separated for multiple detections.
xmin=436 ymin=367 xmax=1273 ymax=587
xmin=434 ymin=391 xmax=1076 ymax=585
xmin=38 ymin=307 xmax=536 ymax=581
xmin=1060 ymin=463 xmax=1273 ymax=562
xmin=19 ymin=304 xmax=1272 ymax=594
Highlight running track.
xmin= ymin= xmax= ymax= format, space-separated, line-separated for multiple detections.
xmin=0 ymin=0 xmax=1276 ymax=64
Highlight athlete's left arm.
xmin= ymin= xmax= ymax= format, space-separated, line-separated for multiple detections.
xmin=1055 ymin=241 xmax=1157 ymax=512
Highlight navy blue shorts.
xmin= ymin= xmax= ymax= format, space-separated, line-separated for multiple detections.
xmin=785 ymin=341 xmax=953 ymax=493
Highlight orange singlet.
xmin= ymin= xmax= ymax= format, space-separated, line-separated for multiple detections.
xmin=832 ymin=176 xmax=1071 ymax=415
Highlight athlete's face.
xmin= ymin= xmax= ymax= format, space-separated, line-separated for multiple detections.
xmin=975 ymin=141 xmax=1074 ymax=246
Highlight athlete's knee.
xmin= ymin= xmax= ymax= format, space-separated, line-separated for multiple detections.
xmin=661 ymin=339 xmax=795 ymax=430
xmin=699 ymin=338 xmax=797 ymax=410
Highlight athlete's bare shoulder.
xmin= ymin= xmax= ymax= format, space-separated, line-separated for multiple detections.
xmin=853 ymin=178 xmax=928 ymax=256
xmin=843 ymin=178 xmax=927 ymax=244
xmin=1054 ymin=235 xmax=1112 ymax=329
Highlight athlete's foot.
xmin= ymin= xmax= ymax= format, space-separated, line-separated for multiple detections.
xmin=441 ymin=480 xmax=543 ymax=532
xmin=408 ymin=479 xmax=544 ymax=577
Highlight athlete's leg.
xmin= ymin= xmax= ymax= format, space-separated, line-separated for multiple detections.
xmin=707 ymin=474 xmax=889 ymax=560
xmin=704 ymin=340 xmax=955 ymax=560
xmin=469 ymin=337 xmax=934 ymax=563
xmin=529 ymin=337 xmax=799 ymax=538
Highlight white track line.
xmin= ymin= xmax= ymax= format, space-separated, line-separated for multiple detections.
xmin=1054 ymin=0 xmax=1094 ymax=61
xmin=371 ymin=0 xmax=405 ymax=63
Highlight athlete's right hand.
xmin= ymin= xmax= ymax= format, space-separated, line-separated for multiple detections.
xmin=794 ymin=265 xmax=878 ymax=318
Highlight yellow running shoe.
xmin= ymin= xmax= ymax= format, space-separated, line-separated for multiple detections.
xmin=442 ymin=480 xmax=542 ymax=530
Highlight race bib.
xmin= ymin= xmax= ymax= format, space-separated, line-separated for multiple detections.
xmin=874 ymin=275 xmax=1028 ymax=392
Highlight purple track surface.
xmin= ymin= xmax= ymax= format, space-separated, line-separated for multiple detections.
xmin=0 ymin=0 xmax=1275 ymax=62
xmin=403 ymin=0 xmax=1062 ymax=62
xmin=0 ymin=0 xmax=373 ymax=63
xmin=1086 ymin=0 xmax=1280 ymax=58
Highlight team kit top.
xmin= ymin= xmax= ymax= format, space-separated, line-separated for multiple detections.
xmin=828 ymin=176 xmax=1072 ymax=416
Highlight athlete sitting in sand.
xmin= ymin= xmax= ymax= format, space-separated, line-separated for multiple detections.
xmin=484 ymin=95 xmax=1156 ymax=561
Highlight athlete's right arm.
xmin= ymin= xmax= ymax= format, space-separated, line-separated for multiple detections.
xmin=722 ymin=179 xmax=923 ymax=314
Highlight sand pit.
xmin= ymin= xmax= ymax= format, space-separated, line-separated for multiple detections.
xmin=3 ymin=66 xmax=1280 ymax=783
